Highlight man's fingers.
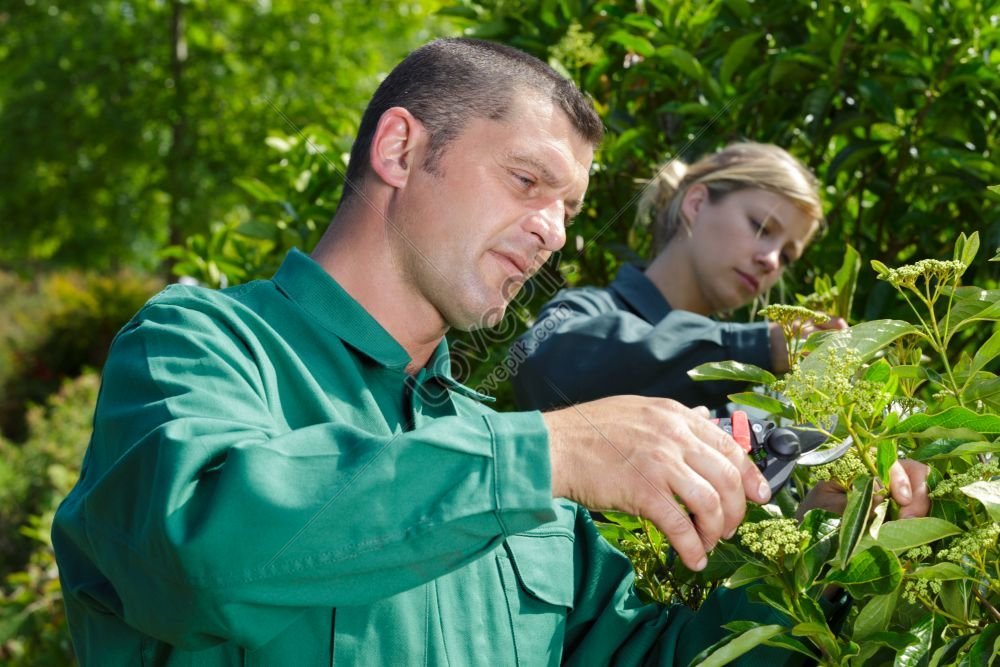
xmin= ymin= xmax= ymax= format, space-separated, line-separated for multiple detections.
xmin=690 ymin=417 xmax=772 ymax=505
xmin=642 ymin=492 xmax=709 ymax=571
xmin=685 ymin=447 xmax=748 ymax=540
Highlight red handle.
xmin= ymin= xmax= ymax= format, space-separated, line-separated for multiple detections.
xmin=712 ymin=411 xmax=752 ymax=453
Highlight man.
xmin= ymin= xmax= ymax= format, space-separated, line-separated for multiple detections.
xmin=52 ymin=39 xmax=927 ymax=665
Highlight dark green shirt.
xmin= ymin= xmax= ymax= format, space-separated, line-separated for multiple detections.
xmin=512 ymin=264 xmax=773 ymax=412
xmin=53 ymin=250 xmax=789 ymax=665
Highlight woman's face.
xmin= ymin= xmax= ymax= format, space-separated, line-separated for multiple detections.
xmin=678 ymin=185 xmax=818 ymax=315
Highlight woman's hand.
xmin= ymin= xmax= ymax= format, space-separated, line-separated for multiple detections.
xmin=797 ymin=458 xmax=931 ymax=519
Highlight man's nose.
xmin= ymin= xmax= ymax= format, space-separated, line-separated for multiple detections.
xmin=525 ymin=201 xmax=567 ymax=252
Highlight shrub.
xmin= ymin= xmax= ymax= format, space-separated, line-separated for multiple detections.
xmin=603 ymin=233 xmax=1000 ymax=665
xmin=0 ymin=270 xmax=160 ymax=441
xmin=0 ymin=371 xmax=97 ymax=665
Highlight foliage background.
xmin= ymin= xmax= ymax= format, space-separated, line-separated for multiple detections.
xmin=1 ymin=0 xmax=998 ymax=662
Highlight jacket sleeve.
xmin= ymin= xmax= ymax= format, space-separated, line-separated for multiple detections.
xmin=511 ymin=291 xmax=773 ymax=413
xmin=563 ymin=506 xmax=808 ymax=667
xmin=51 ymin=298 xmax=555 ymax=650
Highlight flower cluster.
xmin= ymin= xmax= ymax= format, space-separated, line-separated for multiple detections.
xmin=903 ymin=576 xmax=943 ymax=604
xmin=737 ymin=518 xmax=808 ymax=563
xmin=809 ymin=448 xmax=870 ymax=488
xmin=759 ymin=304 xmax=830 ymax=328
xmin=936 ymin=523 xmax=1000 ymax=563
xmin=776 ymin=345 xmax=888 ymax=429
xmin=903 ymin=545 xmax=932 ymax=561
xmin=877 ymin=259 xmax=967 ymax=290
xmin=929 ymin=461 xmax=1000 ymax=498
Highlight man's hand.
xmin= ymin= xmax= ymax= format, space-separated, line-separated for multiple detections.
xmin=798 ymin=458 xmax=931 ymax=519
xmin=543 ymin=396 xmax=772 ymax=571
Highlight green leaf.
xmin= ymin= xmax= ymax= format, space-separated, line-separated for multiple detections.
xmin=888 ymin=406 xmax=1000 ymax=440
xmin=967 ymin=623 xmax=1000 ymax=667
xmin=969 ymin=330 xmax=1000 ymax=377
xmin=863 ymin=357 xmax=893 ymax=386
xmin=234 ymin=177 xmax=282 ymax=203
xmin=654 ymin=45 xmax=703 ymax=79
xmin=860 ymin=517 xmax=961 ymax=553
xmin=953 ymin=230 xmax=980 ymax=268
xmin=791 ymin=620 xmax=840 ymax=658
xmin=889 ymin=1 xmax=924 ymax=37
xmin=607 ymin=30 xmax=655 ymax=57
xmin=725 ymin=562 xmax=772 ymax=588
xmin=598 ymin=511 xmax=643 ymax=531
xmin=720 ymin=32 xmax=761 ymax=85
xmin=826 ymin=547 xmax=903 ymax=598
xmin=796 ymin=510 xmax=840 ymax=587
xmin=911 ymin=439 xmax=1000 ymax=461
xmin=896 ymin=614 xmax=945 ymax=667
xmin=871 ymin=259 xmax=891 ymax=279
xmin=799 ymin=320 xmax=920 ymax=375
xmin=929 ymin=634 xmax=975 ymax=667
xmin=727 ymin=391 xmax=791 ymax=417
xmin=959 ymin=480 xmax=1000 ymax=521
xmin=853 ymin=589 xmax=900 ymax=641
xmin=876 ymin=439 xmax=897 ymax=487
xmin=907 ymin=562 xmax=972 ymax=581
xmin=835 ymin=476 xmax=875 ymax=568
xmin=760 ymin=634 xmax=817 ymax=659
xmin=688 ymin=361 xmax=776 ymax=385
xmin=689 ymin=624 xmax=787 ymax=667
xmin=947 ymin=288 xmax=1000 ymax=334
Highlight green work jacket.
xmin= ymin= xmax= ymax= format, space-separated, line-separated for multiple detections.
xmin=511 ymin=264 xmax=773 ymax=413
xmin=52 ymin=250 xmax=792 ymax=665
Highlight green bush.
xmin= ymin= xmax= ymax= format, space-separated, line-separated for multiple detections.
xmin=0 ymin=371 xmax=98 ymax=665
xmin=601 ymin=234 xmax=1000 ymax=665
xmin=0 ymin=270 xmax=160 ymax=441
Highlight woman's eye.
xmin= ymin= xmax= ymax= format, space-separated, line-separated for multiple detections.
xmin=749 ymin=218 xmax=767 ymax=233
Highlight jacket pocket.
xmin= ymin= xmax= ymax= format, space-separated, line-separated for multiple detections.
xmin=504 ymin=532 xmax=576 ymax=610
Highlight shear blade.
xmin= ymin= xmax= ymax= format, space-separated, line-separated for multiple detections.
xmin=796 ymin=436 xmax=854 ymax=467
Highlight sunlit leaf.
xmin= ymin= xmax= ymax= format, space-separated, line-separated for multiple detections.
xmin=959 ymin=480 xmax=1000 ymax=521
xmin=688 ymin=361 xmax=776 ymax=385
xmin=826 ymin=546 xmax=903 ymax=598
xmin=834 ymin=476 xmax=875 ymax=568
xmin=688 ymin=624 xmax=787 ymax=667
xmin=858 ymin=517 xmax=961 ymax=553
xmin=888 ymin=406 xmax=1000 ymax=440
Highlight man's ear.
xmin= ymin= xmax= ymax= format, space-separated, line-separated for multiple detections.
xmin=679 ymin=183 xmax=708 ymax=229
xmin=369 ymin=107 xmax=426 ymax=189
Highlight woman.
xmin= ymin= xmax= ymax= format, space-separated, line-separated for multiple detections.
xmin=511 ymin=142 xmax=845 ymax=413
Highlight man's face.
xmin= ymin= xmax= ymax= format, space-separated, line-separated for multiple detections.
xmin=387 ymin=94 xmax=594 ymax=330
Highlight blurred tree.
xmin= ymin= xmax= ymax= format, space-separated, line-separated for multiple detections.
xmin=0 ymin=0 xmax=454 ymax=273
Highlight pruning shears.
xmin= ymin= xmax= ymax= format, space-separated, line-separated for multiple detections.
xmin=713 ymin=411 xmax=854 ymax=495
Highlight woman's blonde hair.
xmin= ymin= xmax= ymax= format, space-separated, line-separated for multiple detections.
xmin=639 ymin=142 xmax=824 ymax=254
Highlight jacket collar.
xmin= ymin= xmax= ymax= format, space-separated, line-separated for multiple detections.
xmin=607 ymin=263 xmax=672 ymax=323
xmin=272 ymin=249 xmax=493 ymax=402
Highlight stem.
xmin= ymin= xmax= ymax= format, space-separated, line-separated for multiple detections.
xmin=916 ymin=595 xmax=975 ymax=628
xmin=974 ymin=588 xmax=1000 ymax=623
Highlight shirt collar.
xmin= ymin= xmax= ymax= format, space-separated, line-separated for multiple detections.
xmin=272 ymin=249 xmax=495 ymax=403
xmin=272 ymin=248 xmax=411 ymax=370
xmin=608 ymin=263 xmax=672 ymax=323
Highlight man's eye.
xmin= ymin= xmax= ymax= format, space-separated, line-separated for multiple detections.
xmin=513 ymin=173 xmax=535 ymax=188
